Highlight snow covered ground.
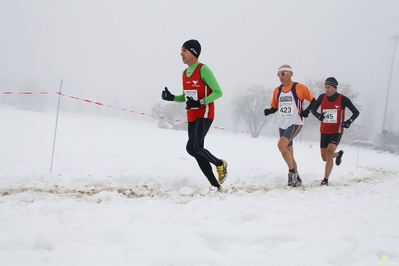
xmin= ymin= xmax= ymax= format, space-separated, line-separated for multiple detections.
xmin=1 ymin=104 xmax=398 ymax=266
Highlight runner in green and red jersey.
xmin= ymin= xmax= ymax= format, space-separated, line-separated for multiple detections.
xmin=161 ymin=39 xmax=227 ymax=191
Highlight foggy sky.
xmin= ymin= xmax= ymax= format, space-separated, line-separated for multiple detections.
xmin=1 ymin=0 xmax=399 ymax=137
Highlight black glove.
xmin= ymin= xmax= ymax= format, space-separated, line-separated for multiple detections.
xmin=161 ymin=87 xmax=174 ymax=101
xmin=185 ymin=96 xmax=203 ymax=109
xmin=264 ymin=107 xmax=278 ymax=116
xmin=343 ymin=119 xmax=352 ymax=129
xmin=315 ymin=112 xmax=325 ymax=121
xmin=264 ymin=108 xmax=272 ymax=116
xmin=300 ymin=109 xmax=310 ymax=118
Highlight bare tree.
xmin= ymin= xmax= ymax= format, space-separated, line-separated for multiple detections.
xmin=151 ymin=102 xmax=187 ymax=130
xmin=231 ymin=84 xmax=273 ymax=138
xmin=306 ymin=78 xmax=361 ymax=106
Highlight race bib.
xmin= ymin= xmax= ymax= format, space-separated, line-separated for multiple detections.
xmin=184 ymin=90 xmax=198 ymax=100
xmin=279 ymin=102 xmax=294 ymax=117
xmin=323 ymin=109 xmax=337 ymax=123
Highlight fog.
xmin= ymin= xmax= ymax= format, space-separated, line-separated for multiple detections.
xmin=1 ymin=0 xmax=399 ymax=138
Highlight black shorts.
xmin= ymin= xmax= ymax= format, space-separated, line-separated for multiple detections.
xmin=320 ymin=133 xmax=342 ymax=148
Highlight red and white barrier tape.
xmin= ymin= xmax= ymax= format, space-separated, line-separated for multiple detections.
xmin=1 ymin=91 xmax=360 ymax=138
xmin=59 ymin=93 xmax=190 ymax=125
xmin=2 ymin=91 xmax=59 ymax=95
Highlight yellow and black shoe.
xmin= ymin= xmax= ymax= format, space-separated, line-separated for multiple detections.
xmin=216 ymin=159 xmax=228 ymax=184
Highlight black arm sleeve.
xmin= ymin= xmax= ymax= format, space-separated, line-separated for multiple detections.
xmin=305 ymin=98 xmax=317 ymax=112
xmin=311 ymin=94 xmax=323 ymax=117
xmin=342 ymin=96 xmax=360 ymax=121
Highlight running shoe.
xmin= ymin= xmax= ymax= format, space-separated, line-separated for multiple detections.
xmin=296 ymin=176 xmax=302 ymax=187
xmin=321 ymin=179 xmax=329 ymax=186
xmin=288 ymin=172 xmax=298 ymax=187
xmin=335 ymin=150 xmax=344 ymax=166
xmin=216 ymin=159 xmax=228 ymax=184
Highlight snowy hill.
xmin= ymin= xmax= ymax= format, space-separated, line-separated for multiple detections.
xmin=0 ymin=104 xmax=398 ymax=266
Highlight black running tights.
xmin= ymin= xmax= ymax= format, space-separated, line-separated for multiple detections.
xmin=186 ymin=118 xmax=221 ymax=187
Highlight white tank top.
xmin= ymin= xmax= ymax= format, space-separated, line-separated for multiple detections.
xmin=278 ymin=89 xmax=303 ymax=130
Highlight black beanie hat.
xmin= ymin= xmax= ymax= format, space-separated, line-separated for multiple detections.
xmin=325 ymin=77 xmax=338 ymax=88
xmin=182 ymin=39 xmax=201 ymax=58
